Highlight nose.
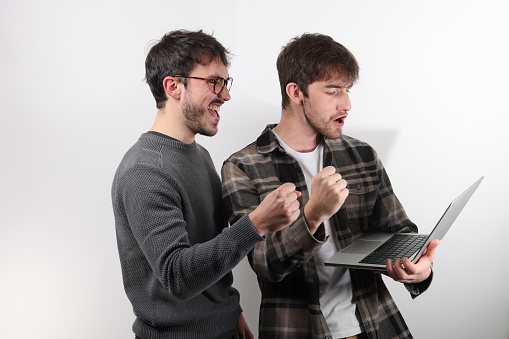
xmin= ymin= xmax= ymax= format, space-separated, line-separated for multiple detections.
xmin=340 ymin=89 xmax=351 ymax=112
xmin=218 ymin=86 xmax=231 ymax=101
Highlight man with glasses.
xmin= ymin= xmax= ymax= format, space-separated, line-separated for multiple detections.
xmin=221 ymin=33 xmax=439 ymax=339
xmin=112 ymin=30 xmax=301 ymax=339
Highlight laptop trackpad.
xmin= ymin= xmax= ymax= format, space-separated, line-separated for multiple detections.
xmin=341 ymin=240 xmax=385 ymax=254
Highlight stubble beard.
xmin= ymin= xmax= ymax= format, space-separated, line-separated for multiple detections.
xmin=181 ymin=95 xmax=218 ymax=137
xmin=302 ymin=100 xmax=342 ymax=140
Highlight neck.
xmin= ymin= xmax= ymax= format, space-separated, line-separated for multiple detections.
xmin=150 ymin=107 xmax=195 ymax=144
xmin=274 ymin=108 xmax=321 ymax=153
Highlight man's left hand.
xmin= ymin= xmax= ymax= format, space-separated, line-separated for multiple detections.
xmin=376 ymin=239 xmax=440 ymax=283
xmin=237 ymin=312 xmax=254 ymax=339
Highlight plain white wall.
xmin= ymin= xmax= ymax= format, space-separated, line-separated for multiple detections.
xmin=1 ymin=1 xmax=508 ymax=338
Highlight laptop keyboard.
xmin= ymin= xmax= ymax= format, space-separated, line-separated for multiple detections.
xmin=359 ymin=234 xmax=428 ymax=266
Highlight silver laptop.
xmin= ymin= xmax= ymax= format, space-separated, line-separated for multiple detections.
xmin=324 ymin=177 xmax=483 ymax=270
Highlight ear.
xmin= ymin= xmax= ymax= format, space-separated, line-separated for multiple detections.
xmin=286 ymin=82 xmax=303 ymax=105
xmin=162 ymin=76 xmax=181 ymax=100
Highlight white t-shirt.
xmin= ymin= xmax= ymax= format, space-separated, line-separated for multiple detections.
xmin=273 ymin=131 xmax=363 ymax=338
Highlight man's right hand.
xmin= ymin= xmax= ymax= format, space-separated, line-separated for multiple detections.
xmin=248 ymin=183 xmax=301 ymax=237
xmin=304 ymin=166 xmax=349 ymax=234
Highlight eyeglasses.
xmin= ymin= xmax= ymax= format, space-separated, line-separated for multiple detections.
xmin=173 ymin=75 xmax=233 ymax=94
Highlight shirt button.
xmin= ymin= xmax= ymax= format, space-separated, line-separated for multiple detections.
xmin=356 ymin=184 xmax=362 ymax=190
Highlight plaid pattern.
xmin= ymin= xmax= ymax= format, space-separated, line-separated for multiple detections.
xmin=222 ymin=125 xmax=430 ymax=339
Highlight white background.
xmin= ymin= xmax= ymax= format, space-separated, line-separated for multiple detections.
xmin=1 ymin=1 xmax=508 ymax=338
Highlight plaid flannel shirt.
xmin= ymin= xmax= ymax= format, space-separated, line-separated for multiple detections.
xmin=221 ymin=125 xmax=432 ymax=339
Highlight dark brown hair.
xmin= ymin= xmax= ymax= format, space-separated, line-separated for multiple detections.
xmin=145 ymin=30 xmax=231 ymax=109
xmin=277 ymin=33 xmax=359 ymax=109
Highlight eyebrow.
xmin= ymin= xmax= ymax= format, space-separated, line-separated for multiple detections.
xmin=208 ymin=74 xmax=229 ymax=79
xmin=324 ymin=83 xmax=352 ymax=89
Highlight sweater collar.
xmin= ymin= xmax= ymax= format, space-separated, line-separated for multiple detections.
xmin=142 ymin=132 xmax=198 ymax=151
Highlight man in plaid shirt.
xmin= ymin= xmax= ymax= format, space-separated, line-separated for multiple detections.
xmin=221 ymin=33 xmax=440 ymax=339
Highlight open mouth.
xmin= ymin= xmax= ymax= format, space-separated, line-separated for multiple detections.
xmin=334 ymin=116 xmax=346 ymax=126
xmin=208 ymin=104 xmax=221 ymax=121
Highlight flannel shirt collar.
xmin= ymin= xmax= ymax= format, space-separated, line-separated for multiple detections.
xmin=255 ymin=123 xmax=339 ymax=168
xmin=255 ymin=124 xmax=283 ymax=155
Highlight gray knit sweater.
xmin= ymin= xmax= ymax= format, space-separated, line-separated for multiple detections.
xmin=112 ymin=133 xmax=262 ymax=339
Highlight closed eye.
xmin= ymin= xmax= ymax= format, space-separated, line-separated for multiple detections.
xmin=329 ymin=88 xmax=351 ymax=94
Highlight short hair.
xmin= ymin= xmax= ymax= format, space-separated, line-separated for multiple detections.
xmin=145 ymin=30 xmax=231 ymax=109
xmin=277 ymin=33 xmax=359 ymax=109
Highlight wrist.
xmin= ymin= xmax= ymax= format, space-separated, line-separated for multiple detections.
xmin=248 ymin=211 xmax=267 ymax=237
xmin=303 ymin=205 xmax=320 ymax=234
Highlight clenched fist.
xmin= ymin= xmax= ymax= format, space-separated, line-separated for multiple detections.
xmin=304 ymin=166 xmax=349 ymax=234
xmin=249 ymin=183 xmax=302 ymax=236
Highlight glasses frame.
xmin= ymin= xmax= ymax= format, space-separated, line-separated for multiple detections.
xmin=173 ymin=75 xmax=233 ymax=94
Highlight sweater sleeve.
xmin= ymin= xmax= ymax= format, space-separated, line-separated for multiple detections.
xmin=116 ymin=163 xmax=262 ymax=300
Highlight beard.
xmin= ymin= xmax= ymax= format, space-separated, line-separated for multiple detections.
xmin=181 ymin=95 xmax=218 ymax=137
xmin=302 ymin=99 xmax=342 ymax=140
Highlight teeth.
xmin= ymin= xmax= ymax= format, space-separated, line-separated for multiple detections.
xmin=208 ymin=105 xmax=220 ymax=112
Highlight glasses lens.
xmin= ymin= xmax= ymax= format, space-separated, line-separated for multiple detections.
xmin=211 ymin=78 xmax=233 ymax=94
xmin=213 ymin=78 xmax=223 ymax=94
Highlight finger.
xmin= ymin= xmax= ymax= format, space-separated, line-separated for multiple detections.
xmin=404 ymin=258 xmax=433 ymax=283
xmin=425 ymin=239 xmax=440 ymax=259
xmin=400 ymin=257 xmax=418 ymax=274
xmin=385 ymin=259 xmax=398 ymax=280
xmin=289 ymin=199 xmax=300 ymax=212
xmin=278 ymin=182 xmax=297 ymax=194
xmin=392 ymin=258 xmax=409 ymax=281
xmin=289 ymin=190 xmax=302 ymax=200
xmin=338 ymin=187 xmax=349 ymax=200
xmin=321 ymin=166 xmax=337 ymax=176
xmin=284 ymin=191 xmax=298 ymax=203
xmin=327 ymin=177 xmax=348 ymax=192
xmin=418 ymin=239 xmax=440 ymax=265
xmin=281 ymin=193 xmax=300 ymax=212
xmin=289 ymin=208 xmax=300 ymax=223
xmin=327 ymin=172 xmax=342 ymax=184
xmin=271 ymin=184 xmax=296 ymax=202
xmin=337 ymin=178 xmax=348 ymax=190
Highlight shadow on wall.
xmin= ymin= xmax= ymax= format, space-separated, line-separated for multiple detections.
xmin=346 ymin=128 xmax=399 ymax=164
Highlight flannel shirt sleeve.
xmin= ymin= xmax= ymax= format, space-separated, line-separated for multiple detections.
xmin=221 ymin=158 xmax=325 ymax=283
